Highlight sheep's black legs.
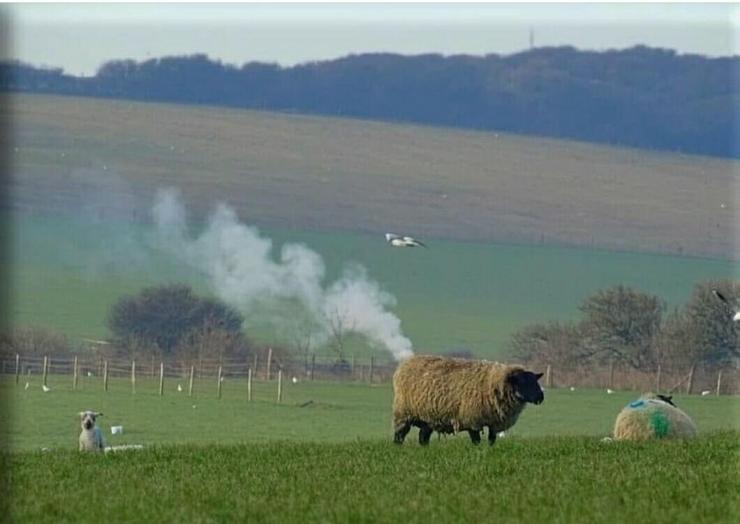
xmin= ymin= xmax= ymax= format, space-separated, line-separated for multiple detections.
xmin=468 ymin=430 xmax=481 ymax=445
xmin=488 ymin=428 xmax=497 ymax=446
xmin=418 ymin=424 xmax=433 ymax=446
xmin=394 ymin=422 xmax=411 ymax=444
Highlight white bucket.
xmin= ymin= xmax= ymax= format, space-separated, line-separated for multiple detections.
xmin=111 ymin=425 xmax=124 ymax=435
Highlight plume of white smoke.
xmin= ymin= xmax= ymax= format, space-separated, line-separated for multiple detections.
xmin=151 ymin=188 xmax=413 ymax=360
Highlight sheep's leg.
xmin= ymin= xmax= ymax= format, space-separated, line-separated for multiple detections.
xmin=468 ymin=430 xmax=481 ymax=445
xmin=393 ymin=421 xmax=411 ymax=444
xmin=418 ymin=424 xmax=433 ymax=446
xmin=488 ymin=427 xmax=497 ymax=446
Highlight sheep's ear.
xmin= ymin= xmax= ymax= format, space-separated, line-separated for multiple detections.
xmin=506 ymin=370 xmax=522 ymax=383
xmin=95 ymin=412 xmax=103 ymax=417
xmin=535 ymin=372 xmax=544 ymax=380
xmin=78 ymin=412 xmax=86 ymax=418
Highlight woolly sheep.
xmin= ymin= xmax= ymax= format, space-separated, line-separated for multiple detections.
xmin=79 ymin=411 xmax=105 ymax=452
xmin=613 ymin=393 xmax=697 ymax=441
xmin=392 ymin=355 xmax=544 ymax=445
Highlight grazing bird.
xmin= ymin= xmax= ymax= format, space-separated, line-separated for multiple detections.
xmin=385 ymin=233 xmax=427 ymax=248
xmin=655 ymin=394 xmax=676 ymax=406
xmin=711 ymin=289 xmax=740 ymax=321
xmin=606 ymin=389 xmax=614 ymax=394
xmin=42 ymin=384 xmax=51 ymax=393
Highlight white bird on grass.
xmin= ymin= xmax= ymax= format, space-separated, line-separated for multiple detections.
xmin=711 ymin=289 xmax=740 ymax=321
xmin=42 ymin=384 xmax=50 ymax=392
xmin=701 ymin=390 xmax=711 ymax=396
xmin=385 ymin=233 xmax=427 ymax=248
xmin=24 ymin=382 xmax=30 ymax=390
xmin=606 ymin=389 xmax=614 ymax=394
xmin=177 ymin=384 xmax=183 ymax=392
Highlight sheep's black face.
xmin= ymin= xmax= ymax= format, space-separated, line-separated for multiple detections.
xmin=508 ymin=371 xmax=544 ymax=405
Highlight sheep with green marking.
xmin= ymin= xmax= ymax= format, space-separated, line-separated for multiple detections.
xmin=613 ymin=393 xmax=697 ymax=441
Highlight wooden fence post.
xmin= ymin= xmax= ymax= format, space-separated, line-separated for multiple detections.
xmin=351 ymin=354 xmax=356 ymax=379
xmin=310 ymin=353 xmax=315 ymax=381
xmin=266 ymin=347 xmax=273 ymax=381
xmin=608 ymin=360 xmax=615 ymax=390
xmin=686 ymin=363 xmax=696 ymax=395
xmin=252 ymin=353 xmax=258 ymax=380
xmin=656 ymin=364 xmax=662 ymax=392
xmin=277 ymin=368 xmax=283 ymax=403
xmin=42 ymin=356 xmax=48 ymax=387
xmin=15 ymin=354 xmax=19 ymax=384
xmin=716 ymin=369 xmax=723 ymax=396
xmin=131 ymin=360 xmax=136 ymax=394
xmin=545 ymin=364 xmax=552 ymax=388
xmin=247 ymin=368 xmax=253 ymax=402
xmin=103 ymin=360 xmax=109 ymax=392
xmin=188 ymin=365 xmax=195 ymax=397
xmin=369 ymin=356 xmax=375 ymax=384
xmin=217 ymin=365 xmax=223 ymax=399
xmin=159 ymin=362 xmax=164 ymax=396
xmin=72 ymin=355 xmax=78 ymax=389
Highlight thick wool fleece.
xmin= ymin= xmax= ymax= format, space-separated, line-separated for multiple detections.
xmin=392 ymin=355 xmax=527 ymax=434
xmin=613 ymin=394 xmax=697 ymax=441
xmin=79 ymin=426 xmax=105 ymax=452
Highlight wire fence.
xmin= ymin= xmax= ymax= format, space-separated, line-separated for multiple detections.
xmin=0 ymin=351 xmax=398 ymax=389
xmin=2 ymin=352 xmax=738 ymax=397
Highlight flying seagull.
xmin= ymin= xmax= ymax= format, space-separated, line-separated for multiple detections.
xmin=385 ymin=233 xmax=427 ymax=248
xmin=711 ymin=289 xmax=740 ymax=322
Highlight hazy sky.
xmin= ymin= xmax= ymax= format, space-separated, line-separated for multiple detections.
xmin=3 ymin=3 xmax=737 ymax=76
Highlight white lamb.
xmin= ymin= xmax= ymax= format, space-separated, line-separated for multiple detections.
xmin=79 ymin=411 xmax=105 ymax=452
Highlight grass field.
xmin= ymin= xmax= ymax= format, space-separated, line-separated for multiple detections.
xmin=6 ymin=93 xmax=738 ymax=259
xmin=4 ymin=377 xmax=740 ymax=523
xmin=4 ymin=375 xmax=740 ymax=451
xmin=7 ymin=434 xmax=739 ymax=523
xmin=4 ymin=87 xmax=740 ymax=524
xmin=7 ymin=212 xmax=740 ymax=355
xmin=4 ymin=93 xmax=739 ymax=356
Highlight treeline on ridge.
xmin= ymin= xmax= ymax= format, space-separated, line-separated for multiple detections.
xmin=1 ymin=46 xmax=738 ymax=158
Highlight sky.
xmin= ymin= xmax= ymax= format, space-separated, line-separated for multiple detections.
xmin=2 ymin=2 xmax=738 ymax=76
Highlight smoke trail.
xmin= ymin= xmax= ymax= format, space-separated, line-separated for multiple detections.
xmin=151 ymin=188 xmax=413 ymax=360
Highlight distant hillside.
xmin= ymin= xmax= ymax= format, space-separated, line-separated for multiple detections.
xmin=1 ymin=46 xmax=738 ymax=158
xmin=4 ymin=94 xmax=737 ymax=260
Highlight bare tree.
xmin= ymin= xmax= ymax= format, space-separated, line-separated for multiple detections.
xmin=325 ymin=307 xmax=356 ymax=362
xmin=579 ymin=285 xmax=665 ymax=370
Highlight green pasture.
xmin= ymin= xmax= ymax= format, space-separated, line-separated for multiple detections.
xmin=4 ymin=374 xmax=740 ymax=523
xmin=6 ymin=435 xmax=738 ymax=523
xmin=3 ymin=375 xmax=740 ymax=452
xmin=5 ymin=212 xmax=740 ymax=356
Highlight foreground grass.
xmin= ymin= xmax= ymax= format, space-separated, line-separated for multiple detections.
xmin=4 ymin=376 xmax=740 ymax=451
xmin=7 ymin=433 xmax=739 ymax=523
